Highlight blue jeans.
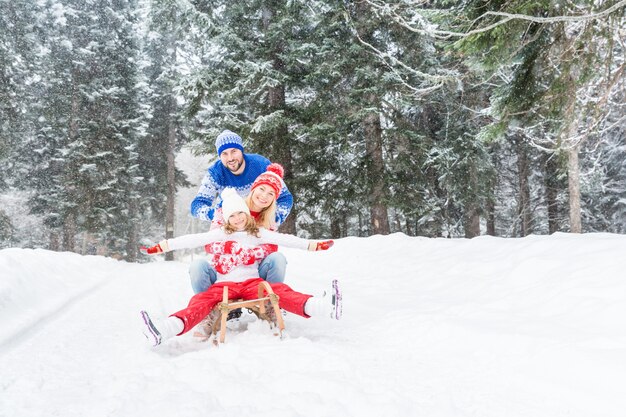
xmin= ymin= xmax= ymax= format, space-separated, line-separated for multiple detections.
xmin=188 ymin=252 xmax=287 ymax=294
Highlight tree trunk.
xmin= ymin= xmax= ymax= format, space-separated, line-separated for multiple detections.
xmin=486 ymin=197 xmax=496 ymax=236
xmin=164 ymin=28 xmax=177 ymax=261
xmin=263 ymin=5 xmax=296 ymax=235
xmin=557 ymin=37 xmax=583 ymax=234
xmin=63 ymin=79 xmax=80 ymax=253
xmin=404 ymin=218 xmax=412 ymax=236
xmin=364 ymin=108 xmax=390 ymax=235
xmin=358 ymin=211 xmax=364 ymax=237
xmin=515 ymin=136 xmax=532 ymax=236
xmin=270 ymin=83 xmax=296 ymax=235
xmin=543 ymin=153 xmax=559 ymax=234
xmin=464 ymin=164 xmax=480 ymax=238
xmin=464 ymin=205 xmax=480 ymax=238
xmin=62 ymin=211 xmax=76 ymax=252
xmin=567 ymin=143 xmax=582 ymax=233
xmin=125 ymin=199 xmax=138 ymax=262
xmin=486 ymin=144 xmax=498 ymax=236
xmin=354 ymin=2 xmax=389 ymax=236
xmin=330 ymin=217 xmax=341 ymax=239
xmin=49 ymin=231 xmax=60 ymax=251
xmin=561 ymin=77 xmax=582 ymax=233
xmin=165 ymin=93 xmax=176 ymax=261
xmin=393 ymin=212 xmax=402 ymax=234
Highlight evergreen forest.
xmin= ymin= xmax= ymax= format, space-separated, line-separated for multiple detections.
xmin=1 ymin=0 xmax=625 ymax=260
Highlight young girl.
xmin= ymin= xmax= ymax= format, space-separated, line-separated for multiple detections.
xmin=140 ymin=188 xmax=340 ymax=347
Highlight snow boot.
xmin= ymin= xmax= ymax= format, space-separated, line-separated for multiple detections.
xmin=140 ymin=311 xmax=183 ymax=347
xmin=330 ymin=279 xmax=342 ymax=320
xmin=195 ymin=309 xmax=221 ymax=340
xmin=227 ymin=308 xmax=243 ymax=321
xmin=261 ymin=301 xmax=278 ymax=325
xmin=304 ymin=279 xmax=342 ymax=320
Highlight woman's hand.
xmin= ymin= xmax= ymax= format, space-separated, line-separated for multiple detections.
xmin=140 ymin=244 xmax=163 ymax=255
xmin=140 ymin=240 xmax=169 ymax=255
xmin=308 ymin=240 xmax=334 ymax=251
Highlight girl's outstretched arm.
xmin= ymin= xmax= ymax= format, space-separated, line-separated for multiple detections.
xmin=258 ymin=229 xmax=333 ymax=251
xmin=141 ymin=228 xmax=226 ymax=254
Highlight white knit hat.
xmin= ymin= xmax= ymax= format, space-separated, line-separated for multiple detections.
xmin=221 ymin=188 xmax=250 ymax=221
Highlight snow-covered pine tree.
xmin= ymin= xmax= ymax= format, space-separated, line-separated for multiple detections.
xmin=18 ymin=0 xmax=78 ymax=250
xmin=578 ymin=39 xmax=626 ymax=233
xmin=88 ymin=0 xmax=148 ymax=261
xmin=274 ymin=1 xmax=374 ymax=237
xmin=306 ymin=0 xmax=421 ymax=237
xmin=452 ymin=0 xmax=626 ymax=233
xmin=311 ymin=1 xmax=495 ymax=238
xmin=180 ymin=0 xmax=318 ymax=234
xmin=141 ymin=0 xmax=193 ymax=260
xmin=0 ymin=0 xmax=41 ymax=246
xmin=20 ymin=0 xmax=148 ymax=257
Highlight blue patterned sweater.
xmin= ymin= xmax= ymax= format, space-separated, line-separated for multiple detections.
xmin=190 ymin=153 xmax=293 ymax=225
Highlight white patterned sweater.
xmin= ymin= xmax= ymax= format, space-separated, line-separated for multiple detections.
xmin=161 ymin=228 xmax=309 ymax=284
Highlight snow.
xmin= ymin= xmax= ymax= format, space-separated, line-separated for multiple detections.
xmin=1 ymin=232 xmax=625 ymax=416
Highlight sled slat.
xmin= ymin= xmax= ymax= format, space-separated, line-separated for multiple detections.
xmin=207 ymin=282 xmax=285 ymax=344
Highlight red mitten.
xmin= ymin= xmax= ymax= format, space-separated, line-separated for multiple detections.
xmin=238 ymin=248 xmax=256 ymax=265
xmin=205 ymin=240 xmax=242 ymax=255
xmin=211 ymin=254 xmax=238 ymax=274
xmin=253 ymin=244 xmax=278 ymax=260
xmin=241 ymin=244 xmax=279 ymax=264
xmin=140 ymin=244 xmax=164 ymax=255
xmin=208 ymin=243 xmax=280 ymax=272
xmin=315 ymin=240 xmax=334 ymax=251
xmin=224 ymin=240 xmax=243 ymax=254
xmin=205 ymin=241 xmax=227 ymax=254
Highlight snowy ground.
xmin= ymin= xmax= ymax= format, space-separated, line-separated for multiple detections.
xmin=1 ymin=232 xmax=625 ymax=417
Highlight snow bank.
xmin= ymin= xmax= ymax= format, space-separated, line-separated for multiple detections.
xmin=0 ymin=248 xmax=123 ymax=347
xmin=1 ymin=233 xmax=625 ymax=417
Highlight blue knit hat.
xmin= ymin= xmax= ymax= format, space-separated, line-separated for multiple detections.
xmin=215 ymin=130 xmax=244 ymax=155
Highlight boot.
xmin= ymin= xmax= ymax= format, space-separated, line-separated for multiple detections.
xmin=304 ymin=279 xmax=342 ymax=320
xmin=140 ymin=311 xmax=184 ymax=347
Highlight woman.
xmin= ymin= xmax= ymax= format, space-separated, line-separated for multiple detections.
xmin=212 ymin=162 xmax=284 ymax=231
xmin=189 ymin=163 xmax=288 ymax=294
xmin=140 ymin=188 xmax=340 ymax=347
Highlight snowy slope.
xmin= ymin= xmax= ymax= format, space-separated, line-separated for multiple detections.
xmin=1 ymin=233 xmax=625 ymax=417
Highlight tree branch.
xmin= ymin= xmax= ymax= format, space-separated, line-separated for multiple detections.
xmin=343 ymin=8 xmax=455 ymax=96
xmin=362 ymin=0 xmax=626 ymax=40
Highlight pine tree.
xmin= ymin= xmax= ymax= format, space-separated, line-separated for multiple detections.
xmin=453 ymin=0 xmax=626 ymax=233
xmin=178 ymin=1 xmax=458 ymax=237
xmin=328 ymin=1 xmax=494 ymax=237
xmin=18 ymin=0 xmax=149 ymax=257
xmin=16 ymin=0 xmax=75 ymax=250
xmin=0 ymin=0 xmax=41 ymax=245
xmin=84 ymin=0 xmax=147 ymax=260
xmin=179 ymin=1 xmax=320 ymax=234
xmin=141 ymin=0 xmax=193 ymax=260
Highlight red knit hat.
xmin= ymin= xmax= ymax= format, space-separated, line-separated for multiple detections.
xmin=251 ymin=163 xmax=284 ymax=197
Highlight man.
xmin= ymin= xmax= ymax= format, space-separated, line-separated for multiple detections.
xmin=188 ymin=130 xmax=293 ymax=295
xmin=190 ymin=130 xmax=293 ymax=225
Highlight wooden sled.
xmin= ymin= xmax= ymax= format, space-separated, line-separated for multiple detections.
xmin=193 ymin=281 xmax=286 ymax=344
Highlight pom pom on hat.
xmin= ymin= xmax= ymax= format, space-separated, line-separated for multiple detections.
xmin=265 ymin=163 xmax=284 ymax=179
xmin=215 ymin=130 xmax=244 ymax=155
xmin=251 ymin=163 xmax=284 ymax=197
xmin=221 ymin=187 xmax=250 ymax=221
